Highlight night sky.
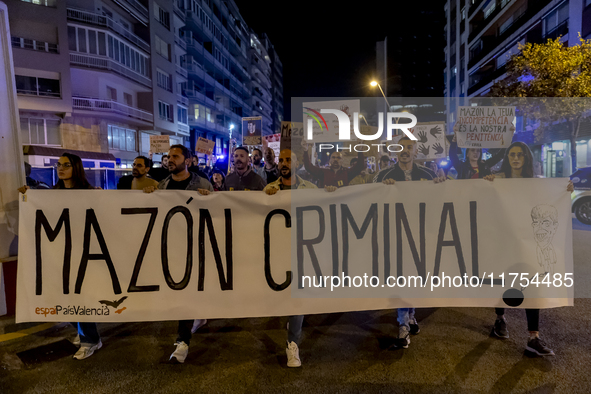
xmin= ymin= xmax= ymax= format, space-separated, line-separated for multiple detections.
xmin=236 ymin=1 xmax=446 ymax=120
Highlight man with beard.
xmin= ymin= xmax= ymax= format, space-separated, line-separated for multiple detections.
xmin=263 ymin=149 xmax=335 ymax=367
xmin=143 ymin=144 xmax=212 ymax=364
xmin=224 ymin=147 xmax=266 ymax=191
xmin=149 ymin=154 xmax=170 ymax=182
xmin=373 ymin=136 xmax=445 ymax=350
xmin=302 ymin=145 xmax=365 ymax=188
xmin=262 ymin=147 xmax=280 ymax=183
xmin=251 ymin=148 xmax=266 ymax=179
xmin=117 ymin=156 xmax=159 ymax=190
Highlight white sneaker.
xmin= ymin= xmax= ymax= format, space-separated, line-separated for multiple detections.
xmin=286 ymin=341 xmax=301 ymax=367
xmin=397 ymin=326 xmax=411 ymax=349
xmin=191 ymin=319 xmax=207 ymax=334
xmin=73 ymin=341 xmax=102 ymax=360
xmin=72 ymin=334 xmax=81 ymax=346
xmin=170 ymin=341 xmax=189 ymax=364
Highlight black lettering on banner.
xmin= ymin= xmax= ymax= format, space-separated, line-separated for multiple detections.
xmin=75 ymin=209 xmax=122 ymax=294
xmin=264 ymin=209 xmax=291 ymax=291
xmin=470 ymin=201 xmax=479 ymax=276
xmin=329 ymin=204 xmax=339 ymax=277
xmin=121 ymin=208 xmax=159 ymax=292
xmin=35 ymin=209 xmax=71 ymax=295
xmin=341 ymin=204 xmax=378 ymax=277
xmin=433 ymin=203 xmax=467 ymax=277
xmin=296 ymin=206 xmax=325 ymax=289
xmin=161 ymin=206 xmax=193 ymax=290
xmin=383 ymin=204 xmax=391 ymax=281
xmin=395 ymin=203 xmax=426 ymax=278
xmin=198 ymin=209 xmax=233 ymax=291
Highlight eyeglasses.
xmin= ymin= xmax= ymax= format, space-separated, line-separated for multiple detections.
xmin=508 ymin=152 xmax=525 ymax=159
xmin=54 ymin=163 xmax=72 ymax=168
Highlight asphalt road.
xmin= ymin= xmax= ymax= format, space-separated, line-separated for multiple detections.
xmin=1 ymin=229 xmax=590 ymax=394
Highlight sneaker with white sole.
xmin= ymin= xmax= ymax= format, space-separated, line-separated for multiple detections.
xmin=396 ymin=326 xmax=411 ymax=349
xmin=73 ymin=341 xmax=102 ymax=360
xmin=191 ymin=319 xmax=207 ymax=334
xmin=526 ymin=337 xmax=555 ymax=356
xmin=72 ymin=334 xmax=81 ymax=346
xmin=170 ymin=341 xmax=189 ymax=363
xmin=286 ymin=341 xmax=301 ymax=367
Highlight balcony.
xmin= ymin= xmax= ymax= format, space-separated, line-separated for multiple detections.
xmin=175 ymin=35 xmax=187 ymax=51
xmin=173 ymin=0 xmax=185 ymax=19
xmin=113 ymin=0 xmax=149 ymax=24
xmin=467 ymin=65 xmax=506 ymax=96
xmin=72 ymin=96 xmax=153 ymax=122
xmin=176 ymin=64 xmax=188 ymax=79
xmin=186 ymin=88 xmax=205 ymax=102
xmin=177 ymin=93 xmax=188 ymax=106
xmin=186 ymin=61 xmax=205 ymax=78
xmin=178 ymin=123 xmax=190 ymax=134
xmin=70 ymin=53 xmax=152 ymax=88
xmin=67 ymin=8 xmax=150 ymax=53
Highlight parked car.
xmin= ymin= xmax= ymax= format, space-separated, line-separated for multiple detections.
xmin=570 ymin=167 xmax=591 ymax=225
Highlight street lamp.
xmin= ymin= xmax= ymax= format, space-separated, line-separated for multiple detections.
xmin=359 ymin=114 xmax=369 ymax=126
xmin=370 ymin=80 xmax=391 ymax=111
xmin=229 ymin=124 xmax=234 ymax=139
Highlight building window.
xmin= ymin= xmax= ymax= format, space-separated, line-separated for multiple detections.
xmin=177 ymin=105 xmax=188 ymax=124
xmin=544 ymin=1 xmax=569 ymax=37
xmin=154 ymin=2 xmax=170 ymax=29
xmin=20 ymin=0 xmax=55 ymax=7
xmin=12 ymin=36 xmax=58 ymax=53
xmin=107 ymin=86 xmax=117 ymax=100
xmin=20 ymin=118 xmax=61 ymax=145
xmin=155 ymin=35 xmax=170 ymax=61
xmin=483 ymin=1 xmax=496 ymax=19
xmin=156 ymin=69 xmax=172 ymax=91
xmin=124 ymin=92 xmax=133 ymax=106
xmin=108 ymin=125 xmax=137 ymax=151
xmin=158 ymin=101 xmax=173 ymax=121
xmin=15 ymin=75 xmax=60 ymax=97
xmin=205 ymin=107 xmax=212 ymax=122
xmin=193 ymin=103 xmax=200 ymax=119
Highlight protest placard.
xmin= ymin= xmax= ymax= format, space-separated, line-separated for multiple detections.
xmin=456 ymin=106 xmax=516 ymax=148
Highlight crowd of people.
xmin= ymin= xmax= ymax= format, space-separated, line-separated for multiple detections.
xmin=18 ymin=133 xmax=574 ymax=365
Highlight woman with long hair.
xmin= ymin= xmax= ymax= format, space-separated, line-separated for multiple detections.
xmin=449 ymin=132 xmax=506 ymax=179
xmin=484 ymin=142 xmax=573 ymax=356
xmin=19 ymin=153 xmax=102 ymax=360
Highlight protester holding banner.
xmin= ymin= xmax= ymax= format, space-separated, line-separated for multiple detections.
xmin=224 ymin=147 xmax=266 ymax=191
xmin=18 ymin=153 xmax=103 ymax=360
xmin=484 ymin=141 xmax=574 ymax=356
xmin=264 ymin=148 xmax=335 ymax=367
xmin=376 ymin=136 xmax=445 ymax=349
xmin=117 ymin=156 xmax=158 ymax=190
xmin=302 ymin=146 xmax=365 ymax=188
xmin=449 ymin=132 xmax=505 ymax=179
xmin=144 ymin=145 xmax=213 ymax=194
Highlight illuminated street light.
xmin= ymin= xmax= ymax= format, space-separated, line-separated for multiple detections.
xmin=369 ymin=80 xmax=391 ymax=111
xmin=359 ymin=114 xmax=369 ymax=126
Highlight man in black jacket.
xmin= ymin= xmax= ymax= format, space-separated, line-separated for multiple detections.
xmin=373 ymin=136 xmax=445 ymax=350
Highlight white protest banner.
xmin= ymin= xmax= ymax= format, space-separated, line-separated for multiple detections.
xmin=456 ymin=106 xmax=516 ymax=148
xmin=303 ymin=100 xmax=360 ymax=143
xmin=149 ymin=135 xmax=170 ymax=154
xmin=17 ymin=179 xmax=573 ymax=323
xmin=196 ymin=137 xmax=215 ymax=155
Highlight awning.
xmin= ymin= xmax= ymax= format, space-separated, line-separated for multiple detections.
xmin=23 ymin=145 xmax=116 ymax=161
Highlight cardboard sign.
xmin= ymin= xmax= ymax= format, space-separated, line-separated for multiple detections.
xmin=456 ymin=106 xmax=516 ymax=148
xmin=405 ymin=123 xmax=447 ymax=161
xmin=196 ymin=137 xmax=215 ymax=155
xmin=149 ymin=135 xmax=170 ymax=153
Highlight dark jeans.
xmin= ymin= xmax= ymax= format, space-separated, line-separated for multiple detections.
xmin=72 ymin=322 xmax=100 ymax=345
xmin=495 ymin=308 xmax=539 ymax=332
xmin=177 ymin=320 xmax=193 ymax=345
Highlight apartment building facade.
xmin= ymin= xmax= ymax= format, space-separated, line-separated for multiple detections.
xmin=445 ymin=0 xmax=591 ymax=176
xmin=9 ymin=0 xmax=281 ymax=168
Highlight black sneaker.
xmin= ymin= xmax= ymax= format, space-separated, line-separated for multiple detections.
xmin=395 ymin=326 xmax=410 ymax=349
xmin=526 ymin=337 xmax=555 ymax=356
xmin=409 ymin=317 xmax=420 ymax=335
xmin=491 ymin=318 xmax=509 ymax=339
